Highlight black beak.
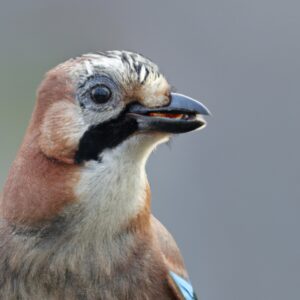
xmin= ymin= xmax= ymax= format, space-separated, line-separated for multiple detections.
xmin=127 ymin=92 xmax=210 ymax=133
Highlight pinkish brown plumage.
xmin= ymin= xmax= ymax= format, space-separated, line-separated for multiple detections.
xmin=0 ymin=51 xmax=209 ymax=299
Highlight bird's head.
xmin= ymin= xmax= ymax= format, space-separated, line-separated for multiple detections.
xmin=2 ymin=51 xmax=210 ymax=227
xmin=36 ymin=51 xmax=210 ymax=165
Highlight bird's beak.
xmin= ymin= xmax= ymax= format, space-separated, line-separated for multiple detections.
xmin=127 ymin=93 xmax=211 ymax=133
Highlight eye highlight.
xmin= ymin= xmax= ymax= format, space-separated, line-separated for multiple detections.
xmin=90 ymin=85 xmax=112 ymax=104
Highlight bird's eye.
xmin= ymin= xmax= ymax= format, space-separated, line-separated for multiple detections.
xmin=90 ymin=85 xmax=112 ymax=104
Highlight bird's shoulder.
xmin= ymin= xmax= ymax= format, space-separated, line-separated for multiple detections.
xmin=151 ymin=216 xmax=187 ymax=277
xmin=151 ymin=216 xmax=198 ymax=300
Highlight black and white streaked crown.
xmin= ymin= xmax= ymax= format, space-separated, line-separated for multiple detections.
xmin=79 ymin=50 xmax=163 ymax=86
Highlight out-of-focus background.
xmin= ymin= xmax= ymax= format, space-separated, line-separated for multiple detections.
xmin=0 ymin=1 xmax=299 ymax=299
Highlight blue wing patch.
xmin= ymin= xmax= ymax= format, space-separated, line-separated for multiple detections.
xmin=169 ymin=271 xmax=198 ymax=300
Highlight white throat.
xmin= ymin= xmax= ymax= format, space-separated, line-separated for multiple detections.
xmin=75 ymin=134 xmax=169 ymax=238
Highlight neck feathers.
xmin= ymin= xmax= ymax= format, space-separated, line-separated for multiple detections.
xmin=1 ymin=131 xmax=153 ymax=237
xmin=75 ymin=141 xmax=152 ymax=239
xmin=1 ymin=129 xmax=80 ymax=225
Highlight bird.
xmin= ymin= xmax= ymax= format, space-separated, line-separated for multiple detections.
xmin=0 ymin=50 xmax=210 ymax=300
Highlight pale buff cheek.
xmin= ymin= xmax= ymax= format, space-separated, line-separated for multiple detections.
xmin=39 ymin=101 xmax=88 ymax=164
xmin=135 ymin=76 xmax=170 ymax=108
xmin=124 ymin=75 xmax=170 ymax=107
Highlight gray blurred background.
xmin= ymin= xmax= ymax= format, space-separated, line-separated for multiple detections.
xmin=0 ymin=1 xmax=299 ymax=299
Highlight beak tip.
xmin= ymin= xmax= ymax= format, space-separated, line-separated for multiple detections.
xmin=170 ymin=92 xmax=211 ymax=116
xmin=202 ymin=106 xmax=212 ymax=116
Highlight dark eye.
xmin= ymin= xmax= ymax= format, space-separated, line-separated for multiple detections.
xmin=90 ymin=85 xmax=112 ymax=104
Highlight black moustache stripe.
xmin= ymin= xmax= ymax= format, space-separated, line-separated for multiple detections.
xmin=75 ymin=114 xmax=138 ymax=164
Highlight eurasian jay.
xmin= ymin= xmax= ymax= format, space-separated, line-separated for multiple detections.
xmin=0 ymin=51 xmax=210 ymax=299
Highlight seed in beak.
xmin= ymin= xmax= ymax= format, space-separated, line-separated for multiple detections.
xmin=148 ymin=112 xmax=185 ymax=119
